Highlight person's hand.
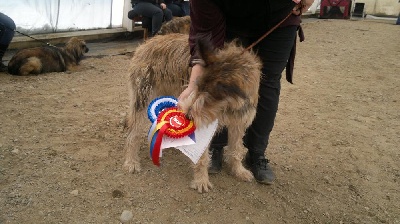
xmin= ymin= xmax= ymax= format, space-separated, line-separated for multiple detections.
xmin=177 ymin=64 xmax=204 ymax=108
xmin=160 ymin=3 xmax=167 ymax=10
xmin=178 ymin=85 xmax=195 ymax=104
xmin=292 ymin=0 xmax=315 ymax=15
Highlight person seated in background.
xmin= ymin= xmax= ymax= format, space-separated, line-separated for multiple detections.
xmin=128 ymin=0 xmax=173 ymax=37
xmin=165 ymin=0 xmax=189 ymax=17
xmin=0 ymin=13 xmax=16 ymax=72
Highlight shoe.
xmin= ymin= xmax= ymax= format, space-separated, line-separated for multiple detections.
xmin=208 ymin=147 xmax=224 ymax=174
xmin=245 ymin=153 xmax=275 ymax=185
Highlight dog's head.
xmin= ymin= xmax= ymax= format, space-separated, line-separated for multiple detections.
xmin=180 ymin=37 xmax=262 ymax=128
xmin=65 ymin=37 xmax=89 ymax=61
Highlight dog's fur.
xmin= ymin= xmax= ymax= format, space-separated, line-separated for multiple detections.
xmin=124 ymin=33 xmax=262 ymax=193
xmin=159 ymin=16 xmax=191 ymax=35
xmin=8 ymin=37 xmax=89 ymax=76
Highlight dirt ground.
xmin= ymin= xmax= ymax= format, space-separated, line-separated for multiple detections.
xmin=1 ymin=19 xmax=399 ymax=224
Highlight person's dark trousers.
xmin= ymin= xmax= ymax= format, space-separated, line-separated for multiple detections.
xmin=0 ymin=13 xmax=16 ymax=70
xmin=0 ymin=43 xmax=8 ymax=59
xmin=0 ymin=13 xmax=15 ymax=45
xmin=133 ymin=2 xmax=172 ymax=36
xmin=166 ymin=3 xmax=185 ymax=17
xmin=210 ymin=25 xmax=298 ymax=158
xmin=0 ymin=43 xmax=9 ymax=71
xmin=181 ymin=1 xmax=190 ymax=16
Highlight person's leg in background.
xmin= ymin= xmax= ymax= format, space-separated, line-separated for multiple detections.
xmin=163 ymin=8 xmax=173 ymax=23
xmin=166 ymin=2 xmax=185 ymax=17
xmin=133 ymin=2 xmax=165 ymax=36
xmin=0 ymin=13 xmax=16 ymax=72
xmin=243 ymin=25 xmax=298 ymax=184
xmin=180 ymin=1 xmax=190 ymax=16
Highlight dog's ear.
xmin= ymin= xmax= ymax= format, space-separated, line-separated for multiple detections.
xmin=195 ymin=35 xmax=217 ymax=66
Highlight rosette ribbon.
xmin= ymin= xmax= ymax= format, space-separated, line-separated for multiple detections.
xmin=147 ymin=96 xmax=178 ymax=123
xmin=147 ymin=97 xmax=196 ymax=166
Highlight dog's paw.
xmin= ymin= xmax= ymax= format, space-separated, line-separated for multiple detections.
xmin=190 ymin=179 xmax=213 ymax=193
xmin=233 ymin=167 xmax=254 ymax=182
xmin=123 ymin=161 xmax=141 ymax=173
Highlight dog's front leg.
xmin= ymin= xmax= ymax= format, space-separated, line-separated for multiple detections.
xmin=190 ymin=150 xmax=213 ymax=193
xmin=225 ymin=126 xmax=254 ymax=182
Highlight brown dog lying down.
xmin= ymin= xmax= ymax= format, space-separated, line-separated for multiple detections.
xmin=8 ymin=37 xmax=89 ymax=76
xmin=124 ymin=33 xmax=262 ymax=193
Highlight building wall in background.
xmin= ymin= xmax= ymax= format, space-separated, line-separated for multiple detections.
xmin=370 ymin=0 xmax=400 ymax=16
xmin=311 ymin=0 xmax=400 ymax=16
xmin=1 ymin=0 xmax=399 ymax=36
xmin=0 ymin=0 xmax=124 ymax=34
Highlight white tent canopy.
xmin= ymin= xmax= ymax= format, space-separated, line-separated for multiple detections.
xmin=1 ymin=0 xmax=124 ymax=34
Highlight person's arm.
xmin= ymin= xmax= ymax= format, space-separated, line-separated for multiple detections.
xmin=292 ymin=0 xmax=315 ymax=15
xmin=188 ymin=0 xmax=225 ymax=61
xmin=178 ymin=64 xmax=204 ymax=102
xmin=178 ymin=0 xmax=225 ymax=102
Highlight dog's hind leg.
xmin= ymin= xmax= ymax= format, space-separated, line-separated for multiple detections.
xmin=123 ymin=76 xmax=150 ymax=173
xmin=124 ymin=122 xmax=143 ymax=173
xmin=19 ymin=57 xmax=42 ymax=76
xmin=123 ymin=109 xmax=144 ymax=173
xmin=190 ymin=149 xmax=213 ymax=193
xmin=224 ymin=125 xmax=254 ymax=182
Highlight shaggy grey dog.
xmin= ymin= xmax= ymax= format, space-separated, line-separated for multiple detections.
xmin=124 ymin=33 xmax=262 ymax=193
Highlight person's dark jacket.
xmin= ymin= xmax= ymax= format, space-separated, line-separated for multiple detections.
xmin=189 ymin=0 xmax=304 ymax=83
xmin=212 ymin=0 xmax=299 ymax=35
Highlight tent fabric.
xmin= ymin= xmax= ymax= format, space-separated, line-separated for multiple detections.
xmin=0 ymin=0 xmax=123 ymax=35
